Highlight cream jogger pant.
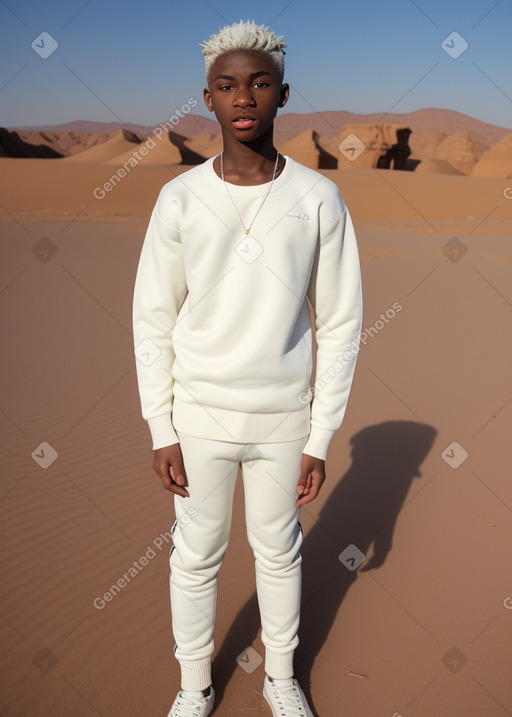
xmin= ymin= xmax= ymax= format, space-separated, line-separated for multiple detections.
xmin=169 ymin=431 xmax=308 ymax=692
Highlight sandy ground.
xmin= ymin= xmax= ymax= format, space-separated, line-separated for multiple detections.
xmin=0 ymin=160 xmax=511 ymax=717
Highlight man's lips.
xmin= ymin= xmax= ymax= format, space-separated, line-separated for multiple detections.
xmin=232 ymin=116 xmax=256 ymax=129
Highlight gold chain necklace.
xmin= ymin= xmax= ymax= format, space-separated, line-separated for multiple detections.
xmin=220 ymin=151 xmax=280 ymax=237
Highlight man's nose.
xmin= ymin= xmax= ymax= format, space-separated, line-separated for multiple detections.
xmin=234 ymin=87 xmax=255 ymax=106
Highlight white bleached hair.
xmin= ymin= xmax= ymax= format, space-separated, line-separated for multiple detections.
xmin=201 ymin=20 xmax=286 ymax=81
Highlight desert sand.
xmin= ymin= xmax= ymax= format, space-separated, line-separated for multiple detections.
xmin=0 ymin=115 xmax=511 ymax=717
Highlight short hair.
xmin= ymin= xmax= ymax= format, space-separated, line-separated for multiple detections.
xmin=201 ymin=20 xmax=286 ymax=81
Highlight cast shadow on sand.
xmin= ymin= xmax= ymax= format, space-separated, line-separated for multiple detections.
xmin=210 ymin=420 xmax=437 ymax=715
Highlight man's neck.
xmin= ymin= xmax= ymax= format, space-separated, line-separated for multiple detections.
xmin=215 ymin=129 xmax=283 ymax=186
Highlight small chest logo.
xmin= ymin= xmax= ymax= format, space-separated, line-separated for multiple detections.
xmin=285 ymin=212 xmax=309 ymax=221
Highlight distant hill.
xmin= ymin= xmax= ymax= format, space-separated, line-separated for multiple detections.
xmin=11 ymin=108 xmax=509 ymax=153
xmin=12 ymin=116 xmax=220 ymax=143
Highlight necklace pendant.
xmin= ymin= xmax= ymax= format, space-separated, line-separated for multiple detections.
xmin=244 ymin=229 xmax=250 ymax=235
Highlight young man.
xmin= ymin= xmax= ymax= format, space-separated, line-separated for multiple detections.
xmin=132 ymin=20 xmax=363 ymax=717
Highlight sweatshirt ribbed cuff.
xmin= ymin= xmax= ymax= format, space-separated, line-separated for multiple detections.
xmin=148 ymin=414 xmax=179 ymax=449
xmin=302 ymin=427 xmax=335 ymax=460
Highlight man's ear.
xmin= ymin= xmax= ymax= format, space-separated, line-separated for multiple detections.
xmin=203 ymin=86 xmax=214 ymax=113
xmin=278 ymin=82 xmax=290 ymax=108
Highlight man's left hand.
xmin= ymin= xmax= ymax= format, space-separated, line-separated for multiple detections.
xmin=296 ymin=453 xmax=326 ymax=506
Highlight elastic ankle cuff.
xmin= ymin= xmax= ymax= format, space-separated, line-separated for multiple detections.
xmin=179 ymin=658 xmax=211 ymax=691
xmin=265 ymin=650 xmax=294 ymax=679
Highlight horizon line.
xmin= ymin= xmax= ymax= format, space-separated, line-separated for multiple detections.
xmin=5 ymin=106 xmax=512 ymax=133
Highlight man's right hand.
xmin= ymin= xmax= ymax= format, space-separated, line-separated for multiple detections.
xmin=153 ymin=443 xmax=189 ymax=497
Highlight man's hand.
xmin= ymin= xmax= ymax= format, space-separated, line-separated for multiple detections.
xmin=296 ymin=453 xmax=326 ymax=506
xmin=153 ymin=443 xmax=190 ymax=497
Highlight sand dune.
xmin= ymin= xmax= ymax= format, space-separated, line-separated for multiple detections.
xmin=63 ymin=129 xmax=140 ymax=163
xmin=105 ymin=131 xmax=181 ymax=166
xmin=410 ymin=130 xmax=446 ymax=161
xmin=184 ymin=132 xmax=223 ymax=159
xmin=168 ymin=132 xmax=208 ymax=165
xmin=71 ymin=131 xmax=111 ymax=155
xmin=2 ymin=127 xmax=110 ymax=158
xmin=433 ymin=131 xmax=489 ymax=175
xmin=471 ymin=131 xmax=512 ymax=178
xmin=23 ymin=129 xmax=108 ymax=156
xmin=324 ymin=123 xmax=410 ymax=170
xmin=278 ymin=129 xmax=337 ymax=169
xmin=0 ymin=127 xmax=63 ymax=158
xmin=272 ymin=107 xmax=509 ymax=146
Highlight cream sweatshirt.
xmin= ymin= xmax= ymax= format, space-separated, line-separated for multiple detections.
xmin=132 ymin=155 xmax=362 ymax=460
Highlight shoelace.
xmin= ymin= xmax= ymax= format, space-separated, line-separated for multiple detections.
xmin=172 ymin=690 xmax=207 ymax=716
xmin=267 ymin=679 xmax=307 ymax=716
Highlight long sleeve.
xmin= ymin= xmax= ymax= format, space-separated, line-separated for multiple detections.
xmin=132 ymin=198 xmax=188 ymax=449
xmin=303 ymin=207 xmax=363 ymax=460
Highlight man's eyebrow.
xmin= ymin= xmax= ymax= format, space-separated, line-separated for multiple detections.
xmin=212 ymin=70 xmax=272 ymax=81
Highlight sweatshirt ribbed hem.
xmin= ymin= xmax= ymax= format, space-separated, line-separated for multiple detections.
xmin=265 ymin=649 xmax=295 ymax=679
xmin=178 ymin=657 xmax=212 ymax=691
xmin=303 ymin=427 xmax=335 ymax=460
xmin=172 ymin=397 xmax=311 ymax=444
xmin=148 ymin=414 xmax=179 ymax=449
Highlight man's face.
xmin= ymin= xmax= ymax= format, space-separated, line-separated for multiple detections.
xmin=204 ymin=49 xmax=288 ymax=142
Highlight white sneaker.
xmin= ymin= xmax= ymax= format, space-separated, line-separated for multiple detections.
xmin=167 ymin=685 xmax=215 ymax=717
xmin=263 ymin=675 xmax=313 ymax=717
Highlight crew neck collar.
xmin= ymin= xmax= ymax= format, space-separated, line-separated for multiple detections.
xmin=202 ymin=154 xmax=295 ymax=196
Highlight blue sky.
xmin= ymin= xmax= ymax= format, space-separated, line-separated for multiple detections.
xmin=1 ymin=0 xmax=511 ymax=128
